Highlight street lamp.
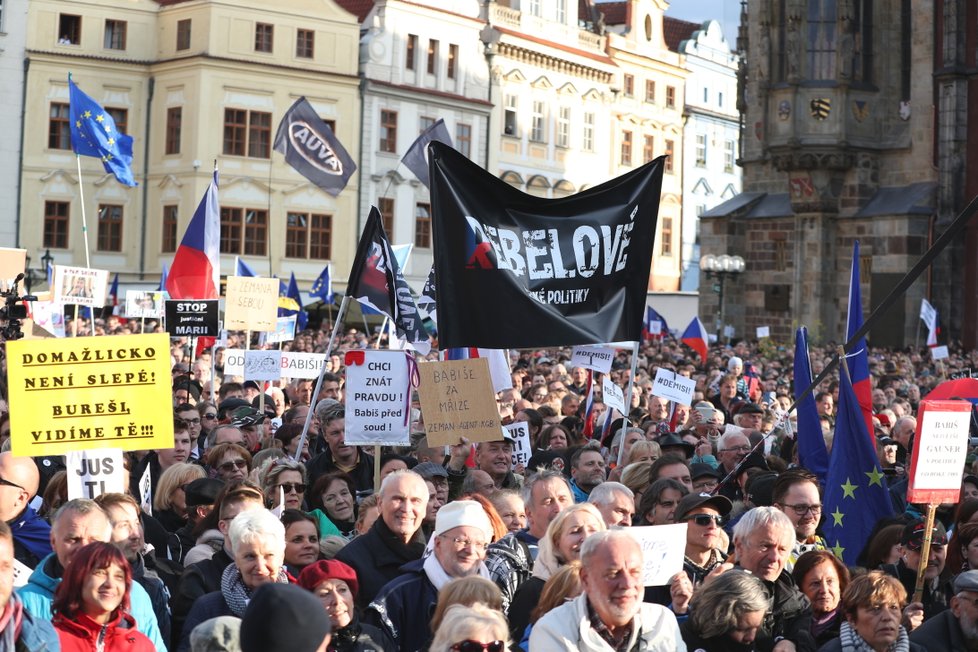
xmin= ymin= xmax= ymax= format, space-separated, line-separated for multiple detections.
xmin=23 ymin=249 xmax=54 ymax=295
xmin=700 ymin=253 xmax=746 ymax=343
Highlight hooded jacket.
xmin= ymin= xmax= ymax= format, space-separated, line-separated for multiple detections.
xmin=54 ymin=611 xmax=155 ymax=652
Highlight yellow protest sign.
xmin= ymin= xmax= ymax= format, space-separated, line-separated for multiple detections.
xmin=6 ymin=333 xmax=175 ymax=456
xmin=224 ymin=276 xmax=279 ymax=331
xmin=417 ymin=358 xmax=502 ymax=447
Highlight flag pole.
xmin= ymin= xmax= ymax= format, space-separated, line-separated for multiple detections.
xmin=913 ymin=503 xmax=938 ymax=604
xmin=74 ymin=156 xmax=97 ymax=337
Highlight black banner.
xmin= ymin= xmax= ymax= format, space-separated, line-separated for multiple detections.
xmin=164 ymin=300 xmax=219 ymax=337
xmin=273 ymin=97 xmax=356 ymax=197
xmin=429 ymin=142 xmax=664 ymax=349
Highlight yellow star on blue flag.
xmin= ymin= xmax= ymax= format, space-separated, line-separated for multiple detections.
xmin=68 ymin=74 xmax=137 ymax=186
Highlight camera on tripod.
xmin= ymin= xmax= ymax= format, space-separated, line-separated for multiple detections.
xmin=1 ymin=273 xmax=37 ymax=341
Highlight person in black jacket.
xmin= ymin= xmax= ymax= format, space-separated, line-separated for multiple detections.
xmin=880 ymin=518 xmax=952 ymax=623
xmin=334 ymin=470 xmax=428 ymax=609
xmin=793 ymin=550 xmax=851 ymax=647
xmin=909 ymin=569 xmax=978 ymax=651
xmin=305 ymin=405 xmax=375 ymax=500
xmin=681 ymin=570 xmax=774 ymax=652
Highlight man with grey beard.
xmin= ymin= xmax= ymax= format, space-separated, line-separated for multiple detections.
xmin=911 ymin=570 xmax=978 ymax=650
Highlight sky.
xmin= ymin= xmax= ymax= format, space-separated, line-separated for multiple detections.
xmin=663 ymin=0 xmax=742 ymax=48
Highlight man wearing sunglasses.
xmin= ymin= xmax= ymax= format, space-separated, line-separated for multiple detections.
xmin=676 ymin=492 xmax=733 ymax=588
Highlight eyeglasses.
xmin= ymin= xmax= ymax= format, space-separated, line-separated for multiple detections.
xmin=218 ymin=459 xmax=248 ymax=472
xmin=721 ymin=445 xmax=752 ymax=453
xmin=442 ymin=536 xmax=489 ymax=551
xmin=957 ymin=594 xmax=978 ymax=609
xmin=0 ymin=476 xmax=26 ymax=492
xmin=692 ymin=480 xmax=719 ymax=492
xmin=779 ymin=503 xmax=822 ymax=516
xmin=182 ymin=418 xmax=201 ymax=424
xmin=203 ymin=413 xmax=217 ymax=420
xmin=685 ymin=514 xmax=725 ymax=527
xmin=278 ymin=483 xmax=306 ymax=494
xmin=451 ymin=641 xmax=505 ymax=652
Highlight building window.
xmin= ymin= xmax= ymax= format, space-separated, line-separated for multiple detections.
xmin=808 ymin=0 xmax=837 ymax=79
xmin=223 ymin=109 xmax=271 ymax=158
xmin=285 ymin=213 xmax=307 ymax=258
xmin=48 ymin=103 xmax=71 ymax=150
xmin=530 ymin=100 xmax=545 ymax=142
xmin=220 ymin=207 xmax=267 ymax=255
xmin=555 ymin=0 xmax=566 ymax=22
xmin=176 ymin=19 xmax=191 ymax=50
xmin=703 ymin=88 xmax=708 ymax=103
xmin=162 ymin=205 xmax=178 ymax=253
xmin=660 ymin=217 xmax=673 ymax=256
xmin=97 ymin=204 xmax=123 ymax=252
xmin=852 ymin=0 xmax=874 ymax=83
xmin=583 ymin=112 xmax=594 ymax=152
xmin=665 ymin=139 xmax=674 ymax=173
xmin=623 ymin=74 xmax=634 ymax=97
xmin=643 ymin=135 xmax=654 ymax=163
xmin=415 ymin=203 xmax=432 ymax=248
xmin=527 ymin=0 xmax=541 ymax=17
xmin=556 ymin=107 xmax=570 ymax=148
xmin=106 ymin=107 xmax=127 ymax=136
xmin=406 ymin=34 xmax=417 ymax=70
xmin=447 ymin=44 xmax=458 ymax=79
xmin=504 ymin=95 xmax=518 ymax=136
xmin=645 ymin=80 xmax=655 ymax=103
xmin=165 ymin=107 xmax=182 ymax=155
xmin=665 ymin=86 xmax=676 ymax=108
xmin=378 ymin=197 xmax=395 ymax=237
xmin=286 ymin=213 xmax=332 ymax=260
xmin=380 ymin=110 xmax=397 ymax=152
xmin=427 ymin=39 xmax=438 ymax=74
xmin=456 ymin=123 xmax=471 ymax=158
xmin=296 ymin=29 xmax=314 ymax=58
xmin=419 ymin=116 xmax=435 ymax=133
xmin=724 ymin=140 xmax=736 ymax=172
xmin=44 ymin=201 xmax=69 ymax=249
xmin=620 ymin=131 xmax=632 ymax=166
xmin=718 ymin=92 xmax=724 ymax=107
xmin=695 ymin=134 xmax=707 ymax=166
xmin=255 ymin=22 xmax=273 ymax=53
xmin=58 ymin=14 xmax=81 ymax=44
xmin=104 ymin=19 xmax=126 ymax=50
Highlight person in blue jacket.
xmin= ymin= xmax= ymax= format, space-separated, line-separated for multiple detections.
xmin=0 ymin=519 xmax=59 ymax=650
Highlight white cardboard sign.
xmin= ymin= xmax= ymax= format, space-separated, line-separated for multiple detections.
xmin=570 ymin=345 xmax=615 ymax=374
xmin=931 ymin=345 xmax=950 ymax=360
xmin=756 ymin=326 xmax=770 ymax=339
xmin=244 ymin=350 xmax=283 ymax=382
xmin=125 ymin=291 xmax=164 ymax=319
xmin=602 ymin=376 xmax=627 ymax=414
xmin=627 ymin=523 xmax=688 ymax=585
xmin=651 ymin=368 xmax=696 ymax=406
xmin=907 ymin=400 xmax=973 ymax=504
xmin=506 ymin=421 xmax=532 ymax=468
xmin=344 ymin=350 xmax=411 ymax=446
xmin=66 ymin=449 xmax=126 ymax=500
xmin=53 ymin=265 xmax=108 ymax=307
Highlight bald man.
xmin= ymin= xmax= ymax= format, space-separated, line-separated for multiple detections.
xmin=0 ymin=452 xmax=51 ymax=569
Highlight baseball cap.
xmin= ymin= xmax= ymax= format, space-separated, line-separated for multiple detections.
xmin=230 ymin=406 xmax=266 ymax=428
xmin=674 ymin=492 xmax=733 ymax=522
xmin=901 ymin=518 xmax=947 ymax=550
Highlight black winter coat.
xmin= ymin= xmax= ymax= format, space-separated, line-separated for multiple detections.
xmin=333 ymin=518 xmax=426 ymax=609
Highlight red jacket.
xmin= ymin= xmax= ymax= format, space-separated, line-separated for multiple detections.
xmin=54 ymin=611 xmax=156 ymax=652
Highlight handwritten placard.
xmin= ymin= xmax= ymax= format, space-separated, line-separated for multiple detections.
xmin=570 ymin=345 xmax=615 ymax=374
xmin=66 ymin=449 xmax=126 ymax=500
xmin=418 ymin=358 xmax=501 ymax=447
xmin=931 ymin=345 xmax=950 ymax=361
xmin=344 ymin=350 xmax=411 ymax=446
xmin=602 ymin=376 xmax=626 ymax=414
xmin=756 ymin=326 xmax=770 ymax=339
xmin=224 ymin=276 xmax=279 ymax=331
xmin=244 ymin=350 xmax=282 ymax=382
xmin=651 ymin=368 xmax=695 ymax=406
xmin=506 ymin=421 xmax=531 ymax=468
xmin=907 ymin=400 xmax=973 ymax=504
xmin=626 ymin=523 xmax=687 ymax=585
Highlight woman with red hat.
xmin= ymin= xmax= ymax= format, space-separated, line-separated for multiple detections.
xmin=299 ymin=560 xmax=393 ymax=652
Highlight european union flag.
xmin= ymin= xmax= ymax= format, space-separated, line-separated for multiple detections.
xmin=822 ymin=358 xmax=894 ymax=565
xmin=235 ymin=257 xmax=258 ymax=278
xmin=794 ymin=327 xmax=829 ymax=483
xmin=310 ymin=263 xmax=333 ymax=303
xmin=68 ymin=75 xmax=137 ymax=187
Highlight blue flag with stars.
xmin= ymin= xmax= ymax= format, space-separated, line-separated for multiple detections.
xmin=823 ymin=360 xmax=894 ymax=565
xmin=68 ymin=75 xmax=136 ymax=186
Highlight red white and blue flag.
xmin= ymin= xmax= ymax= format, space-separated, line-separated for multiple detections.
xmin=846 ymin=241 xmax=874 ymax=440
xmin=167 ymin=170 xmax=220 ymax=300
xmin=581 ymin=370 xmax=595 ymax=438
xmin=444 ymin=347 xmax=512 ymax=393
xmin=681 ymin=317 xmax=709 ymax=362
xmin=643 ymin=306 xmax=669 ymax=340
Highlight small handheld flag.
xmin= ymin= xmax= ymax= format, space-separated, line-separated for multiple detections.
xmin=310 ymin=264 xmax=334 ymax=303
xmin=235 ymin=257 xmax=258 ymax=278
xmin=401 ymin=119 xmax=453 ymax=188
xmin=68 ymin=75 xmax=137 ymax=186
xmin=681 ymin=317 xmax=709 ymax=362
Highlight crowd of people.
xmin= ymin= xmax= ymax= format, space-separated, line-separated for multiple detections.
xmin=0 ymin=320 xmax=977 ymax=651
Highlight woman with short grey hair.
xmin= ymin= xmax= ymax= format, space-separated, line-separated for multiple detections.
xmin=682 ymin=570 xmax=772 ymax=650
xmin=258 ymin=456 xmax=307 ymax=512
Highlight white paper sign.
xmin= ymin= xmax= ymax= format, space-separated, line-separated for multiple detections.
xmin=723 ymin=325 xmax=735 ymax=338
xmin=66 ymin=449 xmax=126 ymax=500
xmin=266 ymin=316 xmax=297 ymax=344
xmin=648 ymin=320 xmax=662 ymax=336
xmin=651 ymin=368 xmax=696 ymax=406
xmin=138 ymin=465 xmax=153 ymax=516
xmin=32 ymin=300 xmax=65 ymax=338
xmin=244 ymin=350 xmax=283 ymax=381
xmin=909 ymin=405 xmax=972 ymax=498
xmin=756 ymin=326 xmax=770 ymax=339
xmin=280 ymin=352 xmax=328 ymax=380
xmin=570 ymin=345 xmax=615 ymax=374
xmin=345 ymin=350 xmax=411 ymax=446
xmin=506 ymin=421 xmax=532 ymax=468
xmin=627 ymin=523 xmax=687 ymax=585
xmin=125 ymin=291 xmax=164 ymax=319
xmin=602 ymin=376 xmax=627 ymax=414
xmin=53 ymin=265 xmax=108 ymax=307
xmin=932 ymin=345 xmax=950 ymax=360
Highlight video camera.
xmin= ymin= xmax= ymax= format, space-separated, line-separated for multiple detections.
xmin=0 ymin=273 xmax=37 ymax=341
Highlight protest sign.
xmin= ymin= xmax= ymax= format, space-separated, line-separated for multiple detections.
xmin=244 ymin=350 xmax=282 ymax=382
xmin=66 ymin=449 xmax=126 ymax=500
xmin=31 ymin=300 xmax=65 ymax=338
xmin=138 ymin=465 xmax=153 ymax=516
xmin=949 ymin=368 xmax=973 ymax=380
xmin=344 ymin=350 xmax=411 ymax=446
xmin=648 ymin=320 xmax=662 ymax=336
xmin=164 ymin=300 xmax=219 ymax=337
xmin=418 ymin=358 xmax=501 ymax=447
xmin=53 ymin=265 xmax=108 ymax=307
xmin=279 ymin=352 xmax=328 ymax=380
xmin=756 ymin=326 xmax=770 ymax=339
xmin=6 ymin=333 xmax=175 ymax=456
xmin=906 ymin=400 xmax=973 ymax=504
xmin=722 ymin=325 xmax=735 ymax=338
xmin=602 ymin=376 xmax=626 ymax=414
xmin=506 ymin=421 xmax=531 ymax=468
xmin=570 ymin=345 xmax=615 ymax=374
xmin=651 ymin=368 xmax=695 ymax=406
xmin=125 ymin=291 xmax=164 ymax=319
xmin=266 ymin=316 xmax=297 ymax=344
xmin=627 ymin=524 xmax=687 ymax=585
xmin=931 ymin=345 xmax=950 ymax=361
xmin=225 ymin=276 xmax=279 ymax=331
xmin=0 ymin=248 xmax=27 ymax=289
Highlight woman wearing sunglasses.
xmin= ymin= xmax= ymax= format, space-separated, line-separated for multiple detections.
xmin=206 ymin=443 xmax=253 ymax=483
xmin=429 ymin=603 xmax=509 ymax=652
xmin=259 ymin=457 xmax=307 ymax=512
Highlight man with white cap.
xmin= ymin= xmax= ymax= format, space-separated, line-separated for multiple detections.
xmin=364 ymin=499 xmax=493 ymax=652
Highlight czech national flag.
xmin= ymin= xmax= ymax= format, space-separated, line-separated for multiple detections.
xmin=643 ymin=306 xmax=669 ymax=340
xmin=794 ymin=327 xmax=829 ymax=483
xmin=581 ymin=370 xmax=595 ymax=438
xmin=167 ymin=170 xmax=220 ymax=300
xmin=681 ymin=317 xmax=709 ymax=362
xmin=846 ymin=241 xmax=874 ymax=440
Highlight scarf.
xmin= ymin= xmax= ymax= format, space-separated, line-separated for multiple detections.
xmin=531 ymin=530 xmax=562 ymax=581
xmin=10 ymin=506 xmax=53 ymax=562
xmin=839 ymin=620 xmax=910 ymax=652
xmin=0 ymin=593 xmax=23 ymax=652
xmin=422 ymin=551 xmax=490 ymax=591
xmin=219 ymin=561 xmax=289 ymax=617
xmin=375 ymin=518 xmax=427 ymax=561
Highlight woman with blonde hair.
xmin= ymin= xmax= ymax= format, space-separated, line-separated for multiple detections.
xmin=430 ymin=576 xmax=503 ymax=635
xmin=429 ymin=603 xmax=509 ymax=652
xmin=623 ymin=439 xmax=661 ymax=466
xmin=153 ymin=462 xmax=206 ymax=532
xmin=620 ymin=460 xmax=654 ymax=512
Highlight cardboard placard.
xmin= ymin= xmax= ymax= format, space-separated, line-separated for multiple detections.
xmin=224 ymin=276 xmax=279 ymax=331
xmin=906 ymin=400 xmax=973 ymax=504
xmin=31 ymin=301 xmax=65 ymax=338
xmin=931 ymin=345 xmax=950 ymax=361
xmin=756 ymin=326 xmax=770 ymax=339
xmin=570 ymin=345 xmax=615 ymax=374
xmin=344 ymin=350 xmax=411 ymax=446
xmin=53 ymin=265 xmax=108 ymax=307
xmin=125 ymin=291 xmax=164 ymax=319
xmin=651 ymin=368 xmax=695 ymax=406
xmin=244 ymin=350 xmax=282 ymax=382
xmin=602 ymin=376 xmax=627 ymax=414
xmin=626 ymin=523 xmax=688 ymax=585
xmin=6 ymin=333 xmax=175 ymax=456
xmin=506 ymin=421 xmax=532 ymax=468
xmin=647 ymin=320 xmax=662 ymax=336
xmin=66 ymin=449 xmax=127 ymax=500
xmin=418 ymin=358 xmax=501 ymax=447
xmin=164 ymin=300 xmax=219 ymax=337
xmin=0 ymin=248 xmax=27 ymax=289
